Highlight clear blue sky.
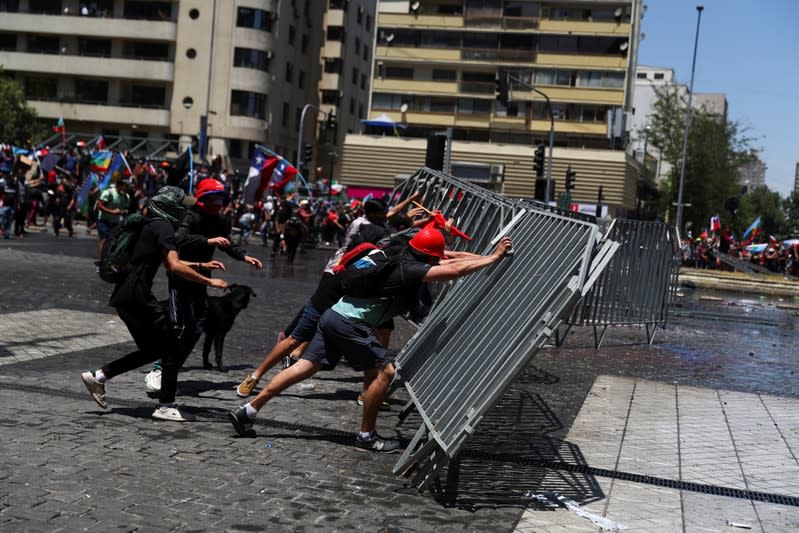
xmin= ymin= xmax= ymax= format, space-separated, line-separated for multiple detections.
xmin=638 ymin=0 xmax=798 ymax=196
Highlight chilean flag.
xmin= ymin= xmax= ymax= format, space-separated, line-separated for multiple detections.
xmin=243 ymin=146 xmax=298 ymax=203
xmin=710 ymin=214 xmax=721 ymax=232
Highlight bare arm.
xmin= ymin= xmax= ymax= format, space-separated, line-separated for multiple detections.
xmin=442 ymin=250 xmax=482 ymax=260
xmin=387 ymin=191 xmax=421 ymax=219
xmin=424 ymin=237 xmax=512 ymax=282
xmin=165 ymin=250 xmax=229 ymax=289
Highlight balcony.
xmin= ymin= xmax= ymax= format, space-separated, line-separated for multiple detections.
xmin=0 ymin=51 xmax=174 ymax=81
xmin=378 ymin=13 xmax=464 ymax=29
xmin=2 ymin=12 xmax=176 ymax=41
xmin=30 ymin=100 xmax=170 ymax=127
xmin=461 ymin=48 xmax=535 ymax=62
xmin=538 ymin=19 xmax=631 ymax=36
xmin=536 ymin=52 xmax=627 ymax=70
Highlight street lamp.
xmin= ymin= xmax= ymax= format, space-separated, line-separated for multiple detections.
xmin=675 ymin=5 xmax=704 ymax=236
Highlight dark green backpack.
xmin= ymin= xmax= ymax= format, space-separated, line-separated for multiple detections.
xmin=98 ymin=213 xmax=146 ymax=283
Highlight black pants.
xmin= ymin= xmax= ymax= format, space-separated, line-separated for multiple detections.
xmin=103 ymin=284 xmax=206 ymax=404
xmin=285 ymin=236 xmax=301 ymax=263
xmin=53 ymin=207 xmax=73 ymax=236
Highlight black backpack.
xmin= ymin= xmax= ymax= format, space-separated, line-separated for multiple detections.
xmin=339 ymin=248 xmax=406 ymax=298
xmin=284 ymin=216 xmax=304 ymax=238
xmin=98 ymin=213 xmax=146 ymax=283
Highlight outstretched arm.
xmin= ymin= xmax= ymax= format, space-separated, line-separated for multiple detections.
xmin=424 ymin=237 xmax=512 ymax=282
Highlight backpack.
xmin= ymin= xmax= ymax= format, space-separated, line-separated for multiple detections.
xmin=98 ymin=213 xmax=146 ymax=283
xmin=284 ymin=216 xmax=304 ymax=238
xmin=339 ymin=248 xmax=406 ymax=298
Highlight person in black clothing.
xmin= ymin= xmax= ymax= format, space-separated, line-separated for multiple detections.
xmin=143 ymin=178 xmax=263 ymax=393
xmin=282 ymin=213 xmax=307 ymax=264
xmin=52 ymin=175 xmax=75 ymax=237
xmin=81 ymin=186 xmax=230 ymax=422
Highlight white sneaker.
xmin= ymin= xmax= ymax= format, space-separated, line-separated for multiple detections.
xmin=144 ymin=369 xmax=162 ymax=392
xmin=152 ymin=404 xmax=195 ymax=422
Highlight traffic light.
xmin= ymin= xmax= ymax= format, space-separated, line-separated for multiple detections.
xmin=303 ymin=142 xmax=313 ymax=163
xmin=533 ymin=144 xmax=545 ymax=178
xmin=565 ymin=165 xmax=576 ymax=190
xmin=495 ymin=72 xmax=509 ymax=105
xmin=326 ymin=112 xmax=337 ymax=133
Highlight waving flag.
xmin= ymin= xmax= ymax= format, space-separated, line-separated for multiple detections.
xmin=99 ymin=152 xmax=129 ymax=190
xmin=243 ymin=145 xmax=298 ymax=203
xmin=89 ymin=151 xmax=112 ymax=173
xmin=710 ymin=214 xmax=721 ymax=232
xmin=742 ymin=216 xmax=762 ymax=242
xmin=95 ymin=135 xmax=106 ymax=151
xmin=77 ymin=173 xmax=97 ymax=216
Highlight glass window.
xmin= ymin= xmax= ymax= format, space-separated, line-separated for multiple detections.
xmin=420 ymin=32 xmax=461 ymax=48
xmin=354 ymin=37 xmax=360 ymax=54
xmin=29 ymin=0 xmax=62 ymax=15
xmin=390 ymin=29 xmax=418 ymax=47
xmin=23 ymin=75 xmax=57 ymax=99
xmin=458 ymin=98 xmax=492 ymax=115
xmin=534 ymin=69 xmax=570 ymax=86
xmin=27 ymin=35 xmax=59 ymax=54
xmin=78 ymin=38 xmax=111 ymax=57
xmin=230 ymin=90 xmax=266 ymax=119
xmin=603 ymin=72 xmax=625 ymax=88
xmin=385 ymin=66 xmax=413 ymax=79
xmin=298 ymin=70 xmax=305 ymax=89
xmin=130 ymin=85 xmax=166 ymax=107
xmin=426 ymin=97 xmax=456 ymax=113
xmin=636 ymin=72 xmax=648 ymax=79
xmin=233 ymin=48 xmax=270 ymax=72
xmin=123 ymin=1 xmax=172 ymax=20
xmin=324 ymin=58 xmax=342 ymax=74
xmin=654 ymin=72 xmax=665 ymax=80
xmin=576 ymin=71 xmax=602 ymax=87
xmin=327 ymin=26 xmax=345 ymax=42
xmin=361 ymin=73 xmax=367 ymax=90
xmin=288 ymin=25 xmax=295 ymax=45
xmin=321 ymin=90 xmax=339 ymax=105
xmin=0 ymin=33 xmax=16 ymax=51
xmin=285 ymin=62 xmax=293 ymax=83
xmin=0 ymin=1 xmax=20 ymax=13
xmin=433 ymin=69 xmax=456 ymax=81
xmin=281 ymin=102 xmax=289 ymax=127
xmin=363 ymin=45 xmax=369 ymax=61
xmin=352 ymin=67 xmax=358 ymax=85
xmin=301 ymin=34 xmax=308 ymax=53
xmin=349 ymin=97 xmax=355 ymax=114
xmin=132 ymin=41 xmax=169 ymax=60
xmin=236 ymin=7 xmax=273 ymax=32
xmin=372 ymin=93 xmax=402 ymax=110
xmin=75 ymin=79 xmax=108 ymax=103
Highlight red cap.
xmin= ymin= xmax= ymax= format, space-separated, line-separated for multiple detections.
xmin=409 ymin=223 xmax=447 ymax=259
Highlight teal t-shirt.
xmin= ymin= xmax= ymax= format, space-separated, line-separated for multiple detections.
xmin=98 ymin=187 xmax=129 ymax=223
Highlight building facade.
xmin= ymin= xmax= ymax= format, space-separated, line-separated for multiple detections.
xmin=340 ymin=0 xmax=645 ymax=214
xmin=0 ymin=0 xmax=375 ymax=173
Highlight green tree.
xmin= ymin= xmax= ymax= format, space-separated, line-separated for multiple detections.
xmin=0 ymin=68 xmax=42 ymax=144
xmin=737 ymin=187 xmax=785 ymax=240
xmin=782 ymin=191 xmax=799 ymax=237
xmin=641 ymin=86 xmax=755 ymax=232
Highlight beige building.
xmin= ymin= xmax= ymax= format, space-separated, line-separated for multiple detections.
xmin=340 ymin=0 xmax=645 ymax=214
xmin=0 ymin=0 xmax=375 ymax=173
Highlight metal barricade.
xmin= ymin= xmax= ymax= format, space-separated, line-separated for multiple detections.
xmin=392 ymin=208 xmax=619 ymax=491
xmin=562 ymin=219 xmax=681 ymax=347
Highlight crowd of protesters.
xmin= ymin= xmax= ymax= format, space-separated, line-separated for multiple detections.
xmin=681 ymin=229 xmax=799 ymax=277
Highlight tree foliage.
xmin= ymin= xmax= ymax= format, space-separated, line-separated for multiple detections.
xmin=0 ymin=68 xmax=43 ymax=145
xmin=783 ymin=191 xmax=799 ymax=237
xmin=642 ymin=86 xmax=756 ymax=234
xmin=736 ymin=187 xmax=785 ymax=239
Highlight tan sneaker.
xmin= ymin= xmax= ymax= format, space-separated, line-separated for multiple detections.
xmin=236 ymin=374 xmax=259 ymax=398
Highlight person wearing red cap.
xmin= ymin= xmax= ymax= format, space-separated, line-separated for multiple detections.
xmin=229 ymin=224 xmax=513 ymax=451
xmin=141 ymin=178 xmax=263 ymax=400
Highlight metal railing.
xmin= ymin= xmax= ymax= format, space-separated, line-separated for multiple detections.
xmin=41 ymin=132 xmax=182 ymax=161
xmin=389 ymin=174 xmax=620 ymax=490
xmin=562 ymin=219 xmax=681 ymax=347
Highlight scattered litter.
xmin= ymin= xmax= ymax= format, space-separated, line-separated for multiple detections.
xmin=726 ymin=520 xmax=752 ymax=529
xmin=297 ymin=383 xmax=316 ymax=392
xmin=266 ymin=442 xmax=272 ymax=448
xmin=526 ymin=491 xmax=626 ymax=531
xmin=305 ymin=472 xmax=312 ymax=478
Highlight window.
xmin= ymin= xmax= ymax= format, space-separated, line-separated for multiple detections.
xmin=27 ymin=35 xmax=59 ymax=54
xmin=321 ymin=90 xmax=339 ymax=105
xmin=363 ymin=45 xmax=369 ymax=61
xmin=0 ymin=1 xmax=19 ymax=13
xmin=281 ymin=102 xmax=289 ymax=127
xmin=358 ymin=103 xmax=364 ymax=118
xmin=366 ymin=14 xmax=372 ymax=31
xmin=0 ymin=33 xmax=16 ymax=51
xmin=298 ymin=70 xmax=305 ymax=89
xmin=301 ymin=34 xmax=309 ymax=53
xmin=324 ymin=58 xmax=342 ymax=74
xmin=361 ymin=73 xmax=367 ymax=90
xmin=129 ymin=85 xmax=166 ymax=107
xmin=23 ymin=75 xmax=57 ymax=99
xmin=654 ymin=72 xmax=665 ymax=80
xmin=327 ymin=26 xmax=345 ymax=42
xmin=385 ymin=66 xmax=413 ymax=80
xmin=457 ymin=98 xmax=492 ymax=115
xmin=372 ymin=93 xmax=404 ymax=110
xmin=29 ymin=0 xmax=62 ymax=15
xmin=636 ymin=72 xmax=648 ymax=79
xmin=534 ymin=69 xmax=571 ymax=86
xmin=432 ymin=69 xmax=456 ymax=81
xmin=420 ymin=32 xmax=461 ymax=48
xmin=75 ymin=79 xmax=108 ymax=104
xmin=349 ymin=97 xmax=355 ymax=114
xmin=425 ymin=97 xmax=456 ymax=113
xmin=356 ymin=5 xmax=363 ymax=24
xmin=288 ymin=25 xmax=296 ymax=45
xmin=230 ymin=90 xmax=266 ymax=119
xmin=352 ymin=67 xmax=358 ymax=85
xmin=78 ymin=38 xmax=111 ymax=57
xmin=123 ymin=1 xmax=171 ymax=20
xmin=285 ymin=62 xmax=293 ymax=83
xmin=233 ymin=48 xmax=270 ymax=72
xmin=236 ymin=7 xmax=273 ymax=32
xmin=576 ymin=71 xmax=624 ymax=88
xmin=132 ymin=41 xmax=169 ymax=60
xmin=354 ymin=37 xmax=360 ymax=54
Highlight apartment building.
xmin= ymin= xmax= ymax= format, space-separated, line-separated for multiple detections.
xmin=340 ymin=0 xmax=645 ymax=214
xmin=0 ymin=0 xmax=374 ymax=173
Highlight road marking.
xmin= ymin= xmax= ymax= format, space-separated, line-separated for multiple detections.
xmin=0 ymin=309 xmax=132 ymax=366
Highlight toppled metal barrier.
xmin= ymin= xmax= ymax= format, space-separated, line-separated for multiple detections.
xmin=392 ymin=206 xmax=619 ymax=491
xmin=562 ymin=219 xmax=681 ymax=347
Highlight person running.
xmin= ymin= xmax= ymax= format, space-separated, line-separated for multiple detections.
xmin=95 ymin=179 xmax=130 ymax=259
xmin=80 ymin=186 xmax=229 ymax=422
xmin=229 ymin=225 xmax=513 ymax=452
xmin=143 ymin=178 xmax=263 ymax=392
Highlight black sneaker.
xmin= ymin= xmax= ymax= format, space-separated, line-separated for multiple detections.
xmin=354 ymin=434 xmax=401 ymax=453
xmin=228 ymin=406 xmax=255 ymax=437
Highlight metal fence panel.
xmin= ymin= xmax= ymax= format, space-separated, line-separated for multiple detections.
xmin=568 ymin=219 xmax=681 ymax=343
xmin=393 ymin=208 xmax=610 ymax=489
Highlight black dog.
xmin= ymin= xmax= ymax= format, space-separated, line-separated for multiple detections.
xmin=202 ymin=284 xmax=256 ymax=371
